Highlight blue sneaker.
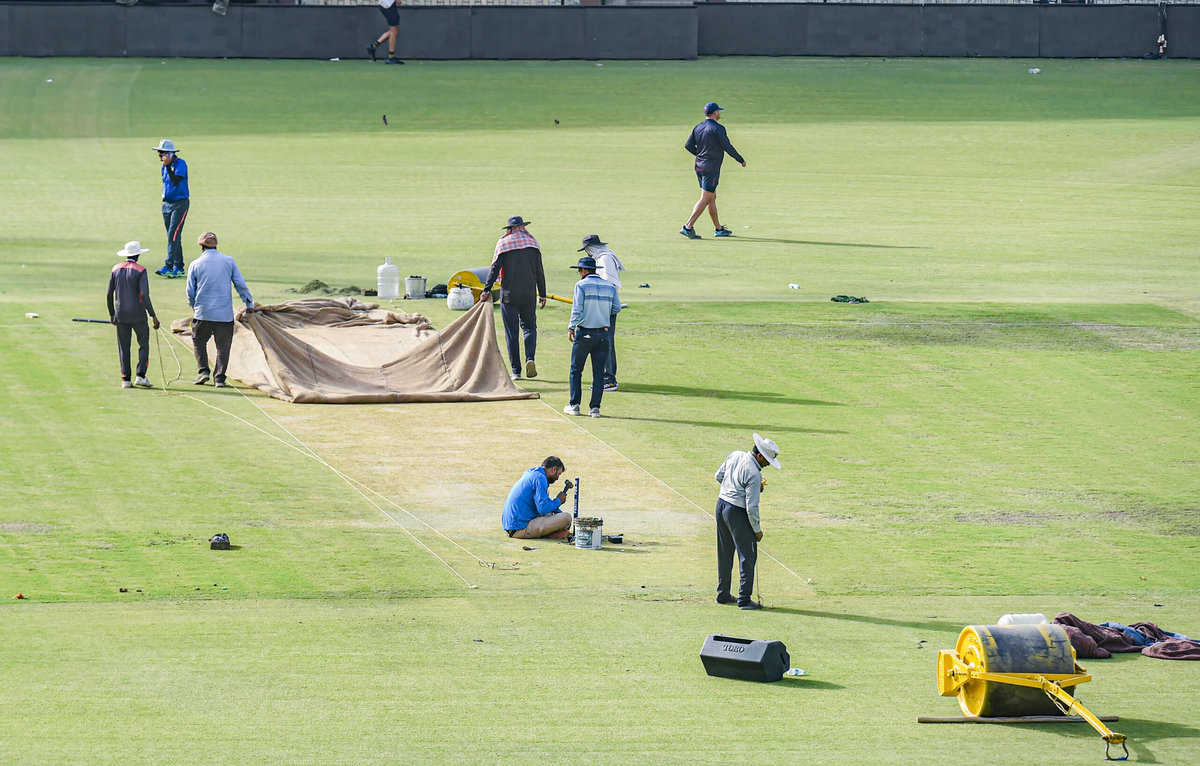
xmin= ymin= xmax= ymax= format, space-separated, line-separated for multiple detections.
xmin=680 ymin=226 xmax=701 ymax=240
xmin=154 ymin=267 xmax=171 ymax=277
xmin=714 ymin=226 xmax=733 ymax=237
xmin=170 ymin=267 xmax=185 ymax=278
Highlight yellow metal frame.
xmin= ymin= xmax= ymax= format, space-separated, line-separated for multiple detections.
xmin=938 ymin=650 xmax=1126 ymax=749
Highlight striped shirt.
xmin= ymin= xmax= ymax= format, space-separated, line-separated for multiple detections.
xmin=568 ymin=274 xmax=620 ymax=331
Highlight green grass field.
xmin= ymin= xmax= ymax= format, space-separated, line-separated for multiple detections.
xmin=1 ymin=57 xmax=1198 ymax=764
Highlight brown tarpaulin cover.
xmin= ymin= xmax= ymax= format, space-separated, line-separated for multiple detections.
xmin=172 ymin=297 xmax=538 ymax=404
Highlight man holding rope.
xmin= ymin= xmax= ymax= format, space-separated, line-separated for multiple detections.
xmin=713 ymin=433 xmax=780 ymax=610
xmin=107 ymin=240 xmax=161 ymax=389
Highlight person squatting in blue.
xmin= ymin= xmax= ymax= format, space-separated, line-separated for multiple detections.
xmin=501 ymin=456 xmax=573 ymax=540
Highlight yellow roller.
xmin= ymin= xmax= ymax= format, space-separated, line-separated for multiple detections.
xmin=447 ymin=267 xmax=498 ymax=301
xmin=937 ymin=624 xmax=1128 ymax=759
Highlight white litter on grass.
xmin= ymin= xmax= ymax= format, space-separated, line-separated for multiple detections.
xmin=329 ymin=58 xmax=340 ymax=62
xmin=25 ymin=312 xmax=39 ymax=319
xmin=45 ymin=79 xmax=53 ymax=83
xmin=743 ymin=225 xmax=750 ymax=229
xmin=595 ymin=63 xmax=604 ymax=67
xmin=788 ymin=283 xmax=801 ymax=290
xmin=1028 ymin=67 xmax=1041 ymax=74
xmin=786 ymin=668 xmax=807 ymax=677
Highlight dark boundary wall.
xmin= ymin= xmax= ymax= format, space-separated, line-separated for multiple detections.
xmin=0 ymin=5 xmax=697 ymax=59
xmin=699 ymin=3 xmax=1177 ymax=58
xmin=0 ymin=3 xmax=1195 ymax=59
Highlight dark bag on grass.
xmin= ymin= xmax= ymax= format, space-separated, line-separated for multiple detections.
xmin=210 ymin=533 xmax=231 ymax=550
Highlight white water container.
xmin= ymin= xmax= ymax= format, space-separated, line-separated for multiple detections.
xmin=377 ymin=257 xmax=400 ymax=300
xmin=405 ymin=275 xmax=427 ymax=300
xmin=997 ymin=613 xmax=1049 ymax=626
xmin=447 ymin=286 xmax=473 ymax=310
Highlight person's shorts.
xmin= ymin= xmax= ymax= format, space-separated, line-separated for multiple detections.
xmin=696 ymin=169 xmax=720 ymax=192
xmin=379 ymin=3 xmax=399 ymax=27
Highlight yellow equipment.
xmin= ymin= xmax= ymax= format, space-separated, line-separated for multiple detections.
xmin=937 ymin=624 xmax=1128 ymax=760
xmin=447 ymin=268 xmax=571 ymax=306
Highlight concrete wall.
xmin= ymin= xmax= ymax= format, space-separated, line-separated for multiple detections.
xmin=0 ymin=3 xmax=1191 ymax=60
xmin=698 ymin=3 xmax=1170 ymax=59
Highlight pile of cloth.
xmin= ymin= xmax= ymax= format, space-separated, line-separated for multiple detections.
xmin=1053 ymin=613 xmax=1200 ymax=660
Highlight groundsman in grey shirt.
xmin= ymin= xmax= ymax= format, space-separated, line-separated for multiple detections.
xmin=713 ymin=432 xmax=781 ymax=610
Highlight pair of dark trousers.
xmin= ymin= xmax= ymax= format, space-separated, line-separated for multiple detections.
xmin=715 ymin=498 xmax=757 ymax=605
xmin=568 ymin=327 xmax=609 ymax=410
xmin=116 ymin=321 xmax=150 ymax=380
xmin=192 ymin=320 xmax=235 ymax=383
xmin=161 ymin=199 xmax=189 ymax=271
xmin=500 ymin=299 xmax=537 ymax=373
xmin=604 ymin=311 xmax=618 ymax=385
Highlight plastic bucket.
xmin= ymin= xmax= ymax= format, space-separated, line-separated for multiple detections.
xmin=574 ymin=517 xmax=603 ymax=550
xmin=447 ymin=286 xmax=474 ymax=311
xmin=405 ymin=276 xmax=427 ymax=299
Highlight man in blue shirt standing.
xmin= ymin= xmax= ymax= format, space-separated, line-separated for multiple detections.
xmin=681 ymin=102 xmax=746 ymax=240
xmin=502 ymin=456 xmax=573 ymax=539
xmin=564 ymin=256 xmax=621 ymax=418
xmin=185 ymin=231 xmax=257 ymax=388
xmin=154 ymin=139 xmax=189 ymax=278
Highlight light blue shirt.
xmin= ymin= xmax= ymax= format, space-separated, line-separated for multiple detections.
xmin=186 ymin=249 xmax=254 ymax=322
xmin=502 ymin=466 xmax=565 ymax=531
xmin=568 ymin=274 xmax=621 ymax=331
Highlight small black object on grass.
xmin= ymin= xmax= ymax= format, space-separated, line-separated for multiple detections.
xmin=382 ymin=114 xmax=388 ymax=126
xmin=210 ymin=533 xmax=230 ymax=550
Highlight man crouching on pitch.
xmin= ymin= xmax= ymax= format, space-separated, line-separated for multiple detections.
xmin=714 ymin=433 xmax=781 ymax=609
xmin=502 ymin=456 xmax=573 ymax=540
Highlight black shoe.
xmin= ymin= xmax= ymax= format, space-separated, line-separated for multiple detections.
xmin=738 ymin=600 xmax=764 ymax=610
xmin=367 ymin=43 xmax=377 ymax=61
xmin=386 ymin=57 xmax=405 ymax=65
xmin=715 ymin=594 xmax=736 ymax=605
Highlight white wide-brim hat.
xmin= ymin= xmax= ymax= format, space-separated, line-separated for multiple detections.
xmin=117 ymin=240 xmax=150 ymax=258
xmin=753 ymin=432 xmax=781 ymax=470
xmin=153 ymin=139 xmax=178 ymax=153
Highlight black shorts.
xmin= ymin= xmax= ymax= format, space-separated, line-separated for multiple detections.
xmin=696 ymin=168 xmax=720 ymax=192
xmin=379 ymin=3 xmax=399 ymax=27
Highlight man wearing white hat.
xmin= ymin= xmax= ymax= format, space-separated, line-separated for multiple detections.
xmin=713 ymin=432 xmax=780 ymax=610
xmin=107 ymin=241 xmax=160 ymax=389
xmin=154 ymin=139 xmax=189 ymax=278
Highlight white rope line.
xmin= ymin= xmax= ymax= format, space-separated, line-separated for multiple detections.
xmin=539 ymin=398 xmax=807 ymax=584
xmin=177 ymin=390 xmax=477 ymax=588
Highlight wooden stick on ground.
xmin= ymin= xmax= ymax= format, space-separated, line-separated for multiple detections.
xmin=917 ymin=715 xmax=1119 ymax=724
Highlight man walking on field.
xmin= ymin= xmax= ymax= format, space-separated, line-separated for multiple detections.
xmin=681 ymin=102 xmax=746 ymax=240
xmin=366 ymin=0 xmax=405 ymax=65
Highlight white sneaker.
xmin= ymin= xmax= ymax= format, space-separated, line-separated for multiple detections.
xmin=589 ymin=408 xmax=601 ymax=418
xmin=121 ymin=380 xmax=133 ymax=389
xmin=511 ymin=371 xmax=522 ymax=380
xmin=134 ymin=376 xmax=152 ymax=388
xmin=563 ymin=404 xmax=580 ymax=416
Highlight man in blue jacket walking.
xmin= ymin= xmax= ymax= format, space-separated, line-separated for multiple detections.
xmin=154 ymin=139 xmax=189 ymax=277
xmin=681 ymin=102 xmax=746 ymax=240
xmin=502 ymin=456 xmax=573 ymax=539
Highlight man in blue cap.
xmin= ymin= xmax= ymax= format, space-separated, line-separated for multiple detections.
xmin=564 ymin=255 xmax=621 ymax=418
xmin=681 ymin=102 xmax=746 ymax=240
xmin=154 ymin=139 xmax=189 ymax=277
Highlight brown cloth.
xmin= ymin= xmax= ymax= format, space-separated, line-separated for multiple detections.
xmin=1053 ymin=612 xmax=1143 ymax=655
xmin=1142 ymin=639 xmax=1200 ymax=661
xmin=1057 ymin=625 xmax=1108 ymax=659
xmin=173 ymin=297 xmax=539 ymax=404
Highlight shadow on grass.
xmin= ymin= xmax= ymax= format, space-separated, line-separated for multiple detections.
xmin=764 ymin=607 xmax=961 ymax=632
xmin=733 ymin=235 xmax=924 ymax=250
xmin=1007 ymin=716 xmax=1200 ymax=763
xmin=613 ymin=415 xmax=844 ymax=435
xmin=617 ymin=382 xmax=845 ymax=407
xmin=779 ymin=678 xmax=845 ymax=691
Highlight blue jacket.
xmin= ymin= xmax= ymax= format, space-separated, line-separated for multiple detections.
xmin=685 ymin=119 xmax=744 ymax=172
xmin=568 ymin=274 xmax=621 ymax=331
xmin=161 ymin=156 xmax=189 ymax=202
xmin=502 ymin=466 xmax=564 ymax=531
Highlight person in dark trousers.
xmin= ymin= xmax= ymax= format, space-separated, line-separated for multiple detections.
xmin=107 ymin=240 xmax=161 ymax=389
xmin=577 ymin=234 xmax=625 ymax=391
xmin=563 ymin=255 xmax=620 ymax=418
xmin=185 ymin=232 xmax=257 ymax=388
xmin=154 ymin=139 xmax=189 ymax=277
xmin=713 ymin=433 xmax=781 ymax=610
xmin=481 ymin=216 xmax=547 ymax=380
xmin=681 ymin=102 xmax=746 ymax=240
xmin=366 ymin=0 xmax=405 ymax=65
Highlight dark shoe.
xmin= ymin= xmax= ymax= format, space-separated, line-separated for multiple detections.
xmin=214 ymin=380 xmax=228 ymax=388
xmin=715 ymin=593 xmax=736 ymax=605
xmin=367 ymin=43 xmax=378 ymax=61
xmin=603 ymin=381 xmax=618 ymax=392
xmin=193 ymin=374 xmax=210 ymax=386
xmin=680 ymin=226 xmax=701 ymax=240
xmin=714 ymin=226 xmax=733 ymax=238
xmin=738 ymin=600 xmax=764 ymax=610
xmin=385 ymin=57 xmax=405 ymax=65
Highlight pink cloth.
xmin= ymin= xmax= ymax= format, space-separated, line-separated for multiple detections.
xmin=494 ymin=227 xmax=539 ymax=260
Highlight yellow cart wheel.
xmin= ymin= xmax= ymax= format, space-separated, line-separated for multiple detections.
xmin=954 ymin=624 xmax=1078 ymax=717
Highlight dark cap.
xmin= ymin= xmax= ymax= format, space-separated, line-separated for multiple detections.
xmin=570 ymin=256 xmax=598 ymax=271
xmin=704 ymin=101 xmax=723 ymax=115
xmin=503 ymin=215 xmax=531 ymax=229
xmin=577 ymin=234 xmax=607 ymax=252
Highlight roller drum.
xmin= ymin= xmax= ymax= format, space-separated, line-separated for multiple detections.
xmin=955 ymin=624 xmax=1078 ymax=717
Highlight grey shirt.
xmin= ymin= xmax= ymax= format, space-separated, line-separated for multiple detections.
xmin=715 ymin=450 xmax=764 ymax=533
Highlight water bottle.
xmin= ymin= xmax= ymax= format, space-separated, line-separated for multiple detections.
xmin=377 ymin=256 xmax=400 ymax=300
xmin=997 ymin=613 xmax=1048 ymax=626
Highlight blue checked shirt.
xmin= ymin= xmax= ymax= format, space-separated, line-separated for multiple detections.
xmin=568 ymin=274 xmax=621 ymax=331
xmin=186 ymin=249 xmax=254 ymax=322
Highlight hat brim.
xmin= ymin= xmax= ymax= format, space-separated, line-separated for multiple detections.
xmin=118 ymin=248 xmax=150 ymax=257
xmin=577 ymin=241 xmax=607 ymax=252
xmin=503 ymin=222 xmax=530 ymax=229
xmin=753 ymin=432 xmax=781 ymax=470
